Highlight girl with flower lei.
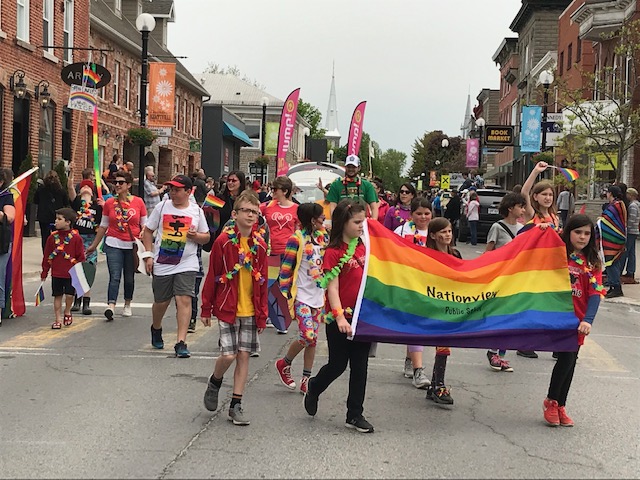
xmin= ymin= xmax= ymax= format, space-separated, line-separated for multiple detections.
xmin=383 ymin=183 xmax=416 ymax=232
xmin=542 ymin=214 xmax=603 ymax=427
xmin=393 ymin=198 xmax=434 ymax=389
xmin=275 ymin=203 xmax=329 ymax=393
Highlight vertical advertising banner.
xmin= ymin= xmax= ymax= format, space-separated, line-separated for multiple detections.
xmin=347 ymin=101 xmax=367 ymax=157
xmin=265 ymin=122 xmax=279 ymax=156
xmin=466 ymin=138 xmax=479 ymax=168
xmin=429 ymin=171 xmax=438 ymax=187
xmin=276 ymin=88 xmax=301 ymax=177
xmin=520 ymin=105 xmax=542 ymax=153
xmin=148 ymin=63 xmax=176 ymax=128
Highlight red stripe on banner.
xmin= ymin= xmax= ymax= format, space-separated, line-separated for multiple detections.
xmin=10 ymin=176 xmax=31 ymax=316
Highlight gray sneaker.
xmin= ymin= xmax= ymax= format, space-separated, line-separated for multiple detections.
xmin=403 ymin=357 xmax=413 ymax=378
xmin=228 ymin=403 xmax=250 ymax=426
xmin=203 ymin=377 xmax=220 ymax=412
xmin=412 ymin=367 xmax=431 ymax=389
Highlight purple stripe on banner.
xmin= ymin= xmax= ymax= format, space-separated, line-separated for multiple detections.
xmin=353 ymin=322 xmax=579 ymax=352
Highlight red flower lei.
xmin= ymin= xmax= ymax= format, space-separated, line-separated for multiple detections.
xmin=114 ymin=197 xmax=132 ymax=232
xmin=48 ymin=230 xmax=79 ymax=265
xmin=343 ymin=176 xmax=362 ymax=187
xmin=78 ymin=199 xmax=95 ymax=227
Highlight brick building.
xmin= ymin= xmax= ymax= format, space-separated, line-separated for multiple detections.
xmin=510 ymin=0 xmax=572 ymax=184
xmin=488 ymin=37 xmax=520 ymax=188
xmin=0 ymin=0 xmax=90 ymax=176
xmin=89 ymin=0 xmax=208 ymax=185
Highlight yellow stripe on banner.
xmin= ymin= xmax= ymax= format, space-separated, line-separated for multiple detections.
xmin=367 ymin=257 xmax=570 ymax=298
xmin=579 ymin=338 xmax=628 ymax=372
xmin=0 ymin=318 xmax=97 ymax=349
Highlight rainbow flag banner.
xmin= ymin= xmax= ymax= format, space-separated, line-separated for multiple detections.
xmin=202 ymin=193 xmax=225 ymax=209
xmin=554 ymin=166 xmax=579 ymax=182
xmin=351 ymin=221 xmax=580 ymax=352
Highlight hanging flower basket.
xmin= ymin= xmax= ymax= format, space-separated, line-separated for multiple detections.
xmin=126 ymin=127 xmax=157 ymax=147
xmin=254 ymin=155 xmax=271 ymax=167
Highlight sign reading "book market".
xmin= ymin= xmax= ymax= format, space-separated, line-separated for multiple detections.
xmin=484 ymin=126 xmax=514 ymax=146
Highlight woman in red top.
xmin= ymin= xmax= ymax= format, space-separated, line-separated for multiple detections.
xmin=260 ymin=176 xmax=299 ymax=333
xmin=87 ymin=170 xmax=147 ymax=321
xmin=303 ymin=199 xmax=374 ymax=434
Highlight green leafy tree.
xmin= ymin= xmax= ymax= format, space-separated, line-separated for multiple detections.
xmin=374 ymin=149 xmax=406 ymax=192
xmin=408 ymin=130 xmax=466 ymax=179
xmin=297 ymin=99 xmax=326 ymax=139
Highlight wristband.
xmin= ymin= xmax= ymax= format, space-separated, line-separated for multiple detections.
xmin=331 ymin=307 xmax=345 ymax=318
xmin=140 ymin=251 xmax=154 ymax=259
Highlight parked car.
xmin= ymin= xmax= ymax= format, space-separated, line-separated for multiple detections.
xmin=289 ymin=161 xmax=345 ymax=203
xmin=458 ymin=188 xmax=509 ymax=243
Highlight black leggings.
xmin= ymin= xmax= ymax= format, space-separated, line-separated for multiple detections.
xmin=308 ymin=321 xmax=371 ymax=421
xmin=547 ymin=350 xmax=579 ymax=407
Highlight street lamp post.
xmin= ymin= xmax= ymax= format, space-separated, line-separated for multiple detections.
xmin=438 ymin=138 xmax=449 ymax=186
xmin=135 ymin=13 xmax=156 ymax=201
xmin=303 ymin=127 xmax=310 ymax=161
xmin=539 ymin=70 xmax=554 ymax=152
xmin=261 ymin=96 xmax=269 ymax=183
xmin=475 ymin=117 xmax=485 ymax=170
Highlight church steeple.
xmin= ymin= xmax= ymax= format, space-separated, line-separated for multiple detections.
xmin=460 ymin=88 xmax=473 ymax=139
xmin=324 ymin=62 xmax=341 ymax=149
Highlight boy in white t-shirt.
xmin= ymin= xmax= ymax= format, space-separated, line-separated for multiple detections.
xmin=142 ymin=175 xmax=210 ymax=358
xmin=484 ymin=192 xmax=526 ymax=371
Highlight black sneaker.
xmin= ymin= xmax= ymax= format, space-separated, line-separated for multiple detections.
xmin=427 ymin=385 xmax=454 ymax=405
xmin=174 ymin=341 xmax=190 ymax=358
xmin=104 ymin=308 xmax=114 ymax=322
xmin=303 ymin=391 xmax=318 ymax=416
xmin=151 ymin=326 xmax=164 ymax=349
xmin=204 ymin=376 xmax=220 ymax=411
xmin=605 ymin=286 xmax=623 ymax=299
xmin=516 ymin=350 xmax=538 ymax=359
xmin=345 ymin=415 xmax=374 ymax=433
xmin=188 ymin=318 xmax=196 ymax=333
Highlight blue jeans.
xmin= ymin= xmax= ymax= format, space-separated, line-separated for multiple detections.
xmin=469 ymin=220 xmax=478 ymax=245
xmin=606 ymin=253 xmax=625 ymax=288
xmin=0 ymin=243 xmax=12 ymax=308
xmin=104 ymin=243 xmax=135 ymax=304
xmin=624 ymin=233 xmax=637 ymax=276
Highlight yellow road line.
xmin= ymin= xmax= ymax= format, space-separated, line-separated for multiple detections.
xmin=0 ymin=318 xmax=97 ymax=348
xmin=577 ymin=338 xmax=628 ymax=372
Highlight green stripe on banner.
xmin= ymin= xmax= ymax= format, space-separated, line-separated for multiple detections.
xmin=364 ymin=277 xmax=573 ymax=322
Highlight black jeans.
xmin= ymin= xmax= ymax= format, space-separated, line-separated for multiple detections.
xmin=308 ymin=321 xmax=371 ymax=421
xmin=547 ymin=350 xmax=579 ymax=407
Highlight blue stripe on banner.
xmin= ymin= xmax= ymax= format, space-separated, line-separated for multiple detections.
xmin=356 ymin=298 xmax=578 ymax=336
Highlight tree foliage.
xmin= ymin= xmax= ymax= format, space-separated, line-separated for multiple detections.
xmin=297 ymin=99 xmax=326 ymax=139
xmin=203 ymin=62 xmax=266 ymax=90
xmin=553 ymin=19 xmax=640 ymax=182
xmin=408 ymin=130 xmax=466 ymax=179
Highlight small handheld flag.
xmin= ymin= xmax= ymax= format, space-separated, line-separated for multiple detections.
xmin=35 ymin=282 xmax=45 ymax=307
xmin=202 ymin=193 xmax=225 ymax=209
xmin=553 ymin=166 xmax=579 ymax=182
xmin=69 ymin=263 xmax=90 ymax=298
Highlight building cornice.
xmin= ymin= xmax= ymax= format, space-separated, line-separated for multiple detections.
xmin=571 ymin=0 xmax=637 ymax=40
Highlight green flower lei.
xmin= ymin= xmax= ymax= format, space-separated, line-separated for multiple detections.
xmin=319 ymin=237 xmax=359 ymax=290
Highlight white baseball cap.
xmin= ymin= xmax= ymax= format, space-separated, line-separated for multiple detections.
xmin=345 ymin=154 xmax=360 ymax=167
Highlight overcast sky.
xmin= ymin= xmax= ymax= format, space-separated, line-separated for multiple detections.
xmin=167 ymin=0 xmax=523 ymax=159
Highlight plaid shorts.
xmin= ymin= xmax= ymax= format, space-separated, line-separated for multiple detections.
xmin=218 ymin=316 xmax=260 ymax=355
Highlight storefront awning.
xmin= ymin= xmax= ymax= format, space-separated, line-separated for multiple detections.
xmin=223 ymin=122 xmax=253 ymax=147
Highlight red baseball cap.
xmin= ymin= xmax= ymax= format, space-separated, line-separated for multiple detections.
xmin=79 ymin=180 xmax=94 ymax=191
xmin=164 ymin=175 xmax=193 ymax=189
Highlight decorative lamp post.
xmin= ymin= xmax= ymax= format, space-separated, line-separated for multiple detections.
xmin=9 ymin=70 xmax=28 ymax=99
xmin=539 ymin=70 xmax=554 ymax=152
xmin=35 ymin=80 xmax=51 ymax=108
xmin=135 ymin=12 xmax=156 ymax=200
xmin=261 ymin=96 xmax=269 ymax=183
xmin=475 ymin=117 xmax=485 ymax=169
xmin=303 ymin=127 xmax=310 ymax=161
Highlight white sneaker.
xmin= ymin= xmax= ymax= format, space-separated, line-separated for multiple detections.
xmin=122 ymin=305 xmax=132 ymax=317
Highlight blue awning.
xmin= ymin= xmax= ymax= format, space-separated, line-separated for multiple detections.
xmin=223 ymin=122 xmax=253 ymax=147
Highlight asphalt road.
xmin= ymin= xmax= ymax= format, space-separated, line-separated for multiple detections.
xmin=0 ymin=245 xmax=638 ymax=479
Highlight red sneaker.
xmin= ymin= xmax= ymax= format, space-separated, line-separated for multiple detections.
xmin=558 ymin=406 xmax=574 ymax=427
xmin=275 ymin=358 xmax=296 ymax=390
xmin=543 ymin=398 xmax=560 ymax=426
xmin=299 ymin=376 xmax=309 ymax=395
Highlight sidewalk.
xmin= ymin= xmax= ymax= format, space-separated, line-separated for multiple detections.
xmin=18 ymin=234 xmax=640 ymax=306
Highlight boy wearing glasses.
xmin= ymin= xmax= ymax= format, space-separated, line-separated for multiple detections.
xmin=201 ymin=191 xmax=268 ymax=425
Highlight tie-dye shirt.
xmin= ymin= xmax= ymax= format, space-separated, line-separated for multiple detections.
xmin=145 ymin=200 xmax=209 ymax=276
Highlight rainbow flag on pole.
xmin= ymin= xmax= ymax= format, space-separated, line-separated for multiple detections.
xmin=34 ymin=282 xmax=46 ymax=307
xmin=351 ymin=221 xmax=579 ymax=352
xmin=202 ymin=193 xmax=225 ymax=209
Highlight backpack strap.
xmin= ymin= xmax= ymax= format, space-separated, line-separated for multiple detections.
xmin=497 ymin=221 xmax=516 ymax=239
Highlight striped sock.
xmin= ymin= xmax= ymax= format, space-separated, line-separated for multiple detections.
xmin=302 ymin=369 xmax=312 ymax=377
xmin=230 ymin=393 xmax=242 ymax=408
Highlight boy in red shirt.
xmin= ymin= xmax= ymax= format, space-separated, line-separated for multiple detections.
xmin=41 ymin=208 xmax=86 ymax=329
xmin=201 ymin=191 xmax=268 ymax=425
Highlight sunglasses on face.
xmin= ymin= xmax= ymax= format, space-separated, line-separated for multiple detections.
xmin=227 ymin=178 xmax=239 ymax=183
xmin=399 ymin=190 xmax=411 ymax=194
xmin=235 ymin=207 xmax=259 ymax=216
xmin=114 ymin=180 xmax=127 ymax=185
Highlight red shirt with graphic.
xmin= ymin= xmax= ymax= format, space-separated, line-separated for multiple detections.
xmin=322 ymin=240 xmax=366 ymax=319
xmin=568 ymin=252 xmax=603 ymax=345
xmin=260 ymin=201 xmax=299 ymax=255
